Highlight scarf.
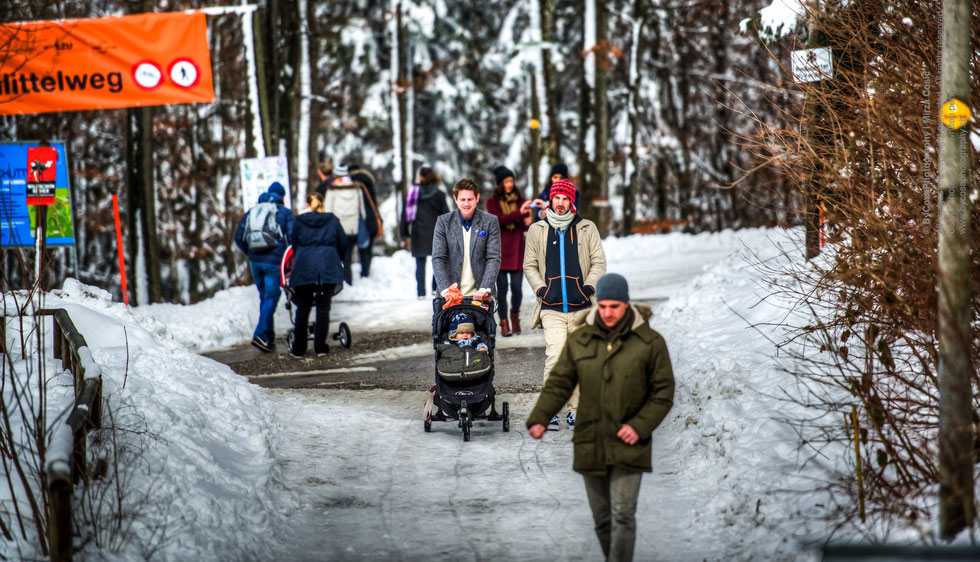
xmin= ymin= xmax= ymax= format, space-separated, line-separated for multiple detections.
xmin=498 ymin=191 xmax=520 ymax=231
xmin=546 ymin=208 xmax=575 ymax=231
xmin=406 ymin=182 xmax=442 ymax=222
xmin=596 ymin=306 xmax=634 ymax=343
xmin=405 ymin=183 xmax=420 ymax=222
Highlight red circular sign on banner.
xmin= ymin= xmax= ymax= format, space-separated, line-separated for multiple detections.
xmin=132 ymin=60 xmax=163 ymax=91
xmin=168 ymin=58 xmax=201 ymax=89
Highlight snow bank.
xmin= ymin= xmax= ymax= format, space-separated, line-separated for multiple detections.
xmin=0 ymin=281 xmax=298 ymax=560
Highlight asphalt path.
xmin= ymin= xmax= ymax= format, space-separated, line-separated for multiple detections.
xmin=206 ymin=329 xmax=548 ymax=392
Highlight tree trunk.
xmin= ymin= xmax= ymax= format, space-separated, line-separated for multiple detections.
xmin=623 ymin=0 xmax=645 ymax=235
xmin=937 ymin=0 xmax=974 ymax=541
xmin=529 ymin=68 xmax=542 ymax=196
xmin=253 ymin=7 xmax=274 ymax=156
xmin=803 ymin=20 xmax=827 ymax=260
xmin=592 ymin=2 xmax=610 ymax=237
xmin=397 ymin=2 xmax=410 ymax=204
xmin=540 ymin=0 xmax=559 ymax=163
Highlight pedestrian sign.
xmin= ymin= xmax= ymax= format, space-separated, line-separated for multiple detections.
xmin=940 ymin=99 xmax=971 ymax=130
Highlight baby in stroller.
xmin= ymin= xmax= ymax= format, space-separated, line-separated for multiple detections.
xmin=442 ymin=312 xmax=489 ymax=352
xmin=424 ymin=298 xmax=509 ymax=441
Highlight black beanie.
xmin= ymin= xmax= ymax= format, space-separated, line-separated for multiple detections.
xmin=595 ymin=273 xmax=629 ymax=303
xmin=549 ymin=163 xmax=569 ymax=179
xmin=493 ymin=165 xmax=515 ymax=186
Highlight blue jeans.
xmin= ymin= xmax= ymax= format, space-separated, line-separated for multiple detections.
xmin=582 ymin=467 xmax=643 ymax=562
xmin=250 ymin=261 xmax=282 ymax=344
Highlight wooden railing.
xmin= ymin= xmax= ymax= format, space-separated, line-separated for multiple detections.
xmin=37 ymin=308 xmax=103 ymax=562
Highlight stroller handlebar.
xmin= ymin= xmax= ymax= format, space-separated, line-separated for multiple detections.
xmin=434 ymin=295 xmax=496 ymax=315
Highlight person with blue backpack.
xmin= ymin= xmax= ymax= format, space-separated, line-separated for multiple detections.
xmin=234 ymin=182 xmax=295 ymax=352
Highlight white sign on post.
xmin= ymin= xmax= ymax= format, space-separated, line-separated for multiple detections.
xmin=240 ymin=155 xmax=291 ymax=210
xmin=791 ymin=47 xmax=834 ymax=83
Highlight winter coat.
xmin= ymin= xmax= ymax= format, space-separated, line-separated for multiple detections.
xmin=431 ymin=209 xmax=502 ymax=295
xmin=350 ymin=167 xmax=381 ymax=237
xmin=234 ymin=202 xmax=296 ymax=265
xmin=287 ymin=211 xmax=349 ymax=287
xmin=323 ymin=182 xmax=366 ymax=236
xmin=523 ymin=215 xmax=606 ymax=329
xmin=400 ymin=182 xmax=450 ymax=257
xmin=486 ymin=192 xmax=529 ymax=272
xmin=526 ymin=305 xmax=674 ymax=476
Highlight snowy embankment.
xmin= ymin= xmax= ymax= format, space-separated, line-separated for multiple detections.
xmin=2 ymin=282 xmax=296 ymax=560
xmin=4 ymin=227 xmax=862 ymax=559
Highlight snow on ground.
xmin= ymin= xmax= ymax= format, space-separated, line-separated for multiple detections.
xmin=4 ymin=227 xmax=858 ymax=560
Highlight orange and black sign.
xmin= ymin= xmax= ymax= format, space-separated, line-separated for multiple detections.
xmin=0 ymin=11 xmax=214 ymax=115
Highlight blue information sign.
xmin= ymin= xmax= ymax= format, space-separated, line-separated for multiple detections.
xmin=0 ymin=141 xmax=75 ymax=246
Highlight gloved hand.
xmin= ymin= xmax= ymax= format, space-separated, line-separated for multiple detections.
xmin=583 ymin=285 xmax=595 ymax=297
xmin=441 ymin=283 xmax=464 ymax=309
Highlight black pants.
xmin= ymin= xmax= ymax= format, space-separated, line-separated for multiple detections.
xmin=359 ymin=238 xmax=373 ymax=277
xmin=342 ymin=235 xmax=357 ymax=285
xmin=291 ymin=284 xmax=335 ymax=355
xmin=415 ymin=256 xmax=437 ymax=297
xmin=496 ymin=270 xmax=523 ymax=319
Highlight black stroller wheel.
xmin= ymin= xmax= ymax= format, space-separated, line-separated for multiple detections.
xmin=460 ymin=401 xmax=471 ymax=442
xmin=502 ymin=402 xmax=510 ymax=432
xmin=286 ymin=330 xmax=295 ymax=350
xmin=424 ymin=419 xmax=432 ymax=432
xmin=336 ymin=322 xmax=352 ymax=348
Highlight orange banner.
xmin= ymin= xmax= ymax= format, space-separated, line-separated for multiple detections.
xmin=0 ymin=11 xmax=214 ymax=115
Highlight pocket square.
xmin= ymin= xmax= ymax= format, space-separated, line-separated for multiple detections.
xmin=478 ymin=230 xmax=486 ymax=236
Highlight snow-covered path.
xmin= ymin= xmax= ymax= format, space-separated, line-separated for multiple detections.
xmin=270 ymin=390 xmax=714 ymax=561
xmin=262 ymin=232 xmax=809 ymax=561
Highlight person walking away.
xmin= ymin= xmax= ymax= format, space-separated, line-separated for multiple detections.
xmin=486 ymin=165 xmax=530 ymax=336
xmin=523 ymin=178 xmax=605 ymax=429
xmin=234 ymin=182 xmax=296 ymax=352
xmin=527 ymin=273 xmax=674 ymax=562
xmin=345 ymin=161 xmax=382 ymax=278
xmin=287 ymin=192 xmax=349 ymax=357
xmin=323 ymin=166 xmax=366 ymax=285
xmin=314 ymin=160 xmax=334 ymax=197
xmin=400 ymin=166 xmax=450 ymax=298
xmin=432 ymin=177 xmax=501 ymax=304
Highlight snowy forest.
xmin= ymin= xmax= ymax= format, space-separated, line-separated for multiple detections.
xmin=1 ymin=0 xmax=796 ymax=305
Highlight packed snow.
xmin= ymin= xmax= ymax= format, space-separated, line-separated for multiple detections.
xmin=2 ymin=227 xmax=949 ymax=560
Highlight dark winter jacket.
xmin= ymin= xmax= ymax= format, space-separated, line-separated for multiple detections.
xmin=287 ymin=211 xmax=349 ymax=287
xmin=234 ymin=202 xmax=295 ymax=265
xmin=526 ymin=305 xmax=674 ymax=476
xmin=486 ymin=191 xmax=528 ymax=272
xmin=400 ymin=182 xmax=450 ymax=257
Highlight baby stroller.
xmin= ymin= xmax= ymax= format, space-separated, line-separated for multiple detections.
xmin=423 ymin=296 xmax=509 ymax=441
xmin=279 ymin=246 xmax=352 ymax=351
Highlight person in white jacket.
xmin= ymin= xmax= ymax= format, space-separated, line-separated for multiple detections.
xmin=322 ymin=167 xmax=366 ymax=285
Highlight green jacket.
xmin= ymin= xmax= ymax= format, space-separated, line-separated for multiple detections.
xmin=526 ymin=305 xmax=674 ymax=476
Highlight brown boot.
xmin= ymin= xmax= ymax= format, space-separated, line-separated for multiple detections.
xmin=510 ymin=313 xmax=521 ymax=335
xmin=499 ymin=317 xmax=511 ymax=337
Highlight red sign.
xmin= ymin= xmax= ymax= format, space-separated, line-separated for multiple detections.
xmin=26 ymin=146 xmax=58 ymax=205
xmin=0 ymin=12 xmax=214 ymax=115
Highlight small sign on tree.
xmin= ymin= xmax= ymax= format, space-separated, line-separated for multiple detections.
xmin=791 ymin=47 xmax=834 ymax=83
xmin=26 ymin=146 xmax=58 ymax=205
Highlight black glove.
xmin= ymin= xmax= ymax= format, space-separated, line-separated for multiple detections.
xmin=536 ymin=286 xmax=545 ymax=298
xmin=583 ymin=285 xmax=595 ymax=297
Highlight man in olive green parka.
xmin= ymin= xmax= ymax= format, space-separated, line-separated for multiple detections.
xmin=527 ymin=273 xmax=674 ymax=562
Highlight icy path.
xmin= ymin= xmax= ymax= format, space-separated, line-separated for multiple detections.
xmin=268 ymin=390 xmax=714 ymax=561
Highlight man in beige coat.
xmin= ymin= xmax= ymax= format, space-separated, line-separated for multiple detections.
xmin=523 ymin=178 xmax=606 ymax=430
